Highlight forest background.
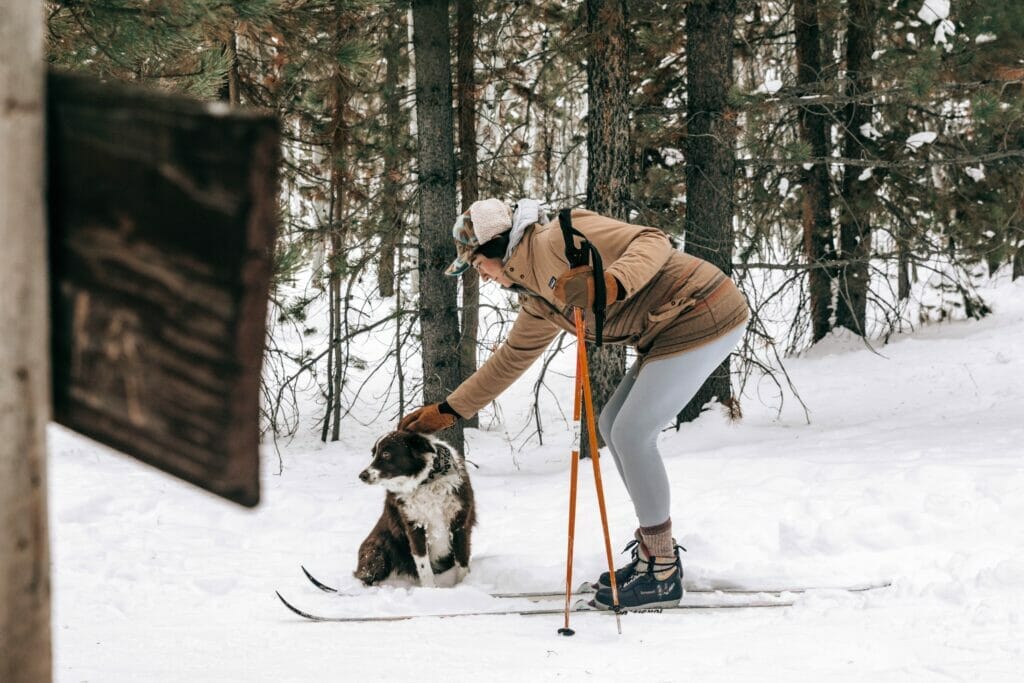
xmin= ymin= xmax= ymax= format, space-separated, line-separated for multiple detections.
xmin=45 ymin=0 xmax=1024 ymax=453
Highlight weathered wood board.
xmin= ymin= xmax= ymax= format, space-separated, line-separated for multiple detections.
xmin=46 ymin=71 xmax=279 ymax=507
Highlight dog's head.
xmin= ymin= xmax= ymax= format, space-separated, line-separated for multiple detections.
xmin=359 ymin=431 xmax=436 ymax=494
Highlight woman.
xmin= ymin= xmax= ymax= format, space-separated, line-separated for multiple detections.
xmin=399 ymin=197 xmax=748 ymax=609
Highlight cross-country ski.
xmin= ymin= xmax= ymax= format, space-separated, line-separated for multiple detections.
xmin=274 ymin=590 xmax=797 ymax=623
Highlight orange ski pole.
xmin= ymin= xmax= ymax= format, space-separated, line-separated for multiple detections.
xmin=575 ymin=309 xmax=622 ymax=633
xmin=557 ymin=333 xmax=583 ymax=636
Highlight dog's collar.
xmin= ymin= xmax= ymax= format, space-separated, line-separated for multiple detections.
xmin=425 ymin=443 xmax=455 ymax=482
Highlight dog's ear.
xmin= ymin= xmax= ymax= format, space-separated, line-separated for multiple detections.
xmin=403 ymin=432 xmax=435 ymax=455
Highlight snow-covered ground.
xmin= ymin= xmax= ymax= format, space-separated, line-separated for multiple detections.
xmin=50 ymin=278 xmax=1024 ymax=682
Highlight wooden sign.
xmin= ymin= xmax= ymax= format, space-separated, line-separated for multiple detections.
xmin=46 ymin=71 xmax=279 ymax=507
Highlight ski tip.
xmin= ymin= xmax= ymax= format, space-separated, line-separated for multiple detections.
xmin=275 ymin=590 xmax=293 ymax=609
xmin=301 ymin=565 xmax=338 ymax=593
xmin=276 ymin=591 xmax=318 ymax=621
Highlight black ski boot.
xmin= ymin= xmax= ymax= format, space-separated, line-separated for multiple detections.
xmin=595 ymin=539 xmax=685 ymax=591
xmin=592 ymin=546 xmax=685 ymax=610
xmin=594 ymin=538 xmax=647 ymax=591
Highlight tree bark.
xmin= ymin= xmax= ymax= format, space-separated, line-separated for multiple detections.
xmin=794 ymin=0 xmax=836 ymax=343
xmin=1 ymin=0 xmax=52 ymax=679
xmin=835 ymin=0 xmax=878 ymax=335
xmin=378 ymin=8 xmax=405 ymax=299
xmin=412 ymin=0 xmax=464 ymax=452
xmin=678 ymin=0 xmax=739 ymax=424
xmin=583 ymin=0 xmax=631 ymax=454
xmin=898 ymin=220 xmax=912 ymax=299
xmin=456 ymin=0 xmax=480 ymax=428
xmin=325 ymin=2 xmax=351 ymax=442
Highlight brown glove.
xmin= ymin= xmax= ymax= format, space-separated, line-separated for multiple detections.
xmin=398 ymin=402 xmax=458 ymax=433
xmin=553 ymin=266 xmax=620 ymax=309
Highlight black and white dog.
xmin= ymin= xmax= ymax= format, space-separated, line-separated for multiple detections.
xmin=355 ymin=431 xmax=476 ymax=588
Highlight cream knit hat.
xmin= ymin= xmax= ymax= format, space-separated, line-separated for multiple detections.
xmin=444 ymin=198 xmax=513 ymax=276
xmin=468 ymin=198 xmax=513 ymax=243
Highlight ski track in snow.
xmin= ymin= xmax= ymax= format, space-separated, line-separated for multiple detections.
xmin=50 ymin=279 xmax=1024 ymax=682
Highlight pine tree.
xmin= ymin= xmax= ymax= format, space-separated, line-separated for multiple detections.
xmin=794 ymin=0 xmax=837 ymax=342
xmin=678 ymin=0 xmax=740 ymax=422
xmin=834 ymin=0 xmax=878 ymax=335
xmin=46 ymin=1 xmax=278 ymax=97
xmin=412 ymin=0 xmax=464 ymax=452
xmin=456 ymin=0 xmax=481 ymax=428
xmin=584 ymin=0 xmax=631 ymax=450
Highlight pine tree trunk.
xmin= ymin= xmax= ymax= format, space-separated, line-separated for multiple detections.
xmin=322 ymin=264 xmax=336 ymax=443
xmin=412 ymin=0 xmax=464 ymax=452
xmin=678 ymin=0 xmax=738 ymax=424
xmin=0 ymin=1 xmax=52 ymax=679
xmin=456 ymin=0 xmax=480 ymax=428
xmin=835 ymin=0 xmax=878 ymax=335
xmin=378 ymin=8 xmax=405 ymax=298
xmin=326 ymin=11 xmax=349 ymax=442
xmin=898 ymin=221 xmax=912 ymax=299
xmin=330 ymin=117 xmax=347 ymax=442
xmin=794 ymin=0 xmax=836 ymax=343
xmin=584 ymin=0 xmax=631 ymax=454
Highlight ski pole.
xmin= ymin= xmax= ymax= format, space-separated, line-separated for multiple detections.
xmin=575 ymin=308 xmax=622 ymax=633
xmin=559 ymin=308 xmax=622 ymax=636
xmin=557 ymin=335 xmax=584 ymax=636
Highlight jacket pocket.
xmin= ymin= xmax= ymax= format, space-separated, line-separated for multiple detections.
xmin=646 ymin=296 xmax=696 ymax=324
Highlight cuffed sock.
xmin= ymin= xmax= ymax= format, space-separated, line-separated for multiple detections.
xmin=639 ymin=519 xmax=677 ymax=581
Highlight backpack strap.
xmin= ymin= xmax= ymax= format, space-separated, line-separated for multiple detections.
xmin=558 ymin=209 xmax=606 ymax=347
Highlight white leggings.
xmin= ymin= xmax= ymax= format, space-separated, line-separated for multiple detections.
xmin=597 ymin=324 xmax=746 ymax=527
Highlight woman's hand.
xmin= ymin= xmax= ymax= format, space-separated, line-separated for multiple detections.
xmin=553 ymin=266 xmax=621 ymax=309
xmin=398 ymin=403 xmax=459 ymax=433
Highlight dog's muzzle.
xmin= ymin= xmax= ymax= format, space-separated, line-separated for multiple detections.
xmin=359 ymin=467 xmax=378 ymax=484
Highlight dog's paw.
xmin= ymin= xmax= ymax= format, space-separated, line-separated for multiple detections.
xmin=431 ymin=564 xmax=468 ymax=588
xmin=353 ymin=570 xmax=377 ymax=586
xmin=432 ymin=566 xmax=459 ymax=588
xmin=414 ymin=556 xmax=437 ymax=588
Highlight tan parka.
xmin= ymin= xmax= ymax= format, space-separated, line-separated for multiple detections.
xmin=446 ymin=210 xmax=749 ymax=419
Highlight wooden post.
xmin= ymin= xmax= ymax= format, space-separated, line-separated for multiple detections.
xmin=1 ymin=0 xmax=53 ymax=680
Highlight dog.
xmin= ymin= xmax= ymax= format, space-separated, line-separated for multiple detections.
xmin=354 ymin=430 xmax=476 ymax=588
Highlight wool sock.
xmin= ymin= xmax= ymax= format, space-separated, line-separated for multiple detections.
xmin=639 ymin=519 xmax=677 ymax=580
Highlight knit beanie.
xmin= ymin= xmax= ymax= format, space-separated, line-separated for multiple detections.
xmin=445 ymin=198 xmax=513 ymax=276
xmin=468 ymin=198 xmax=512 ymax=244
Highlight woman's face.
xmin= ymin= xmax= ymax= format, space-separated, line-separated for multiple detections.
xmin=471 ymin=254 xmax=513 ymax=287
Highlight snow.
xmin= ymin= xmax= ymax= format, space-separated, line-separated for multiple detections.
xmin=906 ymin=131 xmax=938 ymax=150
xmin=860 ymin=122 xmax=883 ymax=141
xmin=778 ymin=177 xmax=790 ymax=198
xmin=49 ymin=277 xmax=1024 ymax=681
xmin=918 ymin=0 xmax=951 ymax=25
xmin=934 ymin=19 xmax=956 ymax=46
xmin=756 ymin=68 xmax=783 ymax=95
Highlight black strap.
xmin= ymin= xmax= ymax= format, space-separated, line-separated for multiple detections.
xmin=558 ymin=209 xmax=606 ymax=346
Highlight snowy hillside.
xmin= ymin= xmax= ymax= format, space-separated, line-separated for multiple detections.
xmin=49 ymin=278 xmax=1024 ymax=682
